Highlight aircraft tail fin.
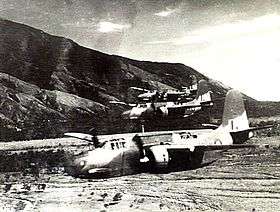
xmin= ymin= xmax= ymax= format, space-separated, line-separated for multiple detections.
xmin=220 ymin=90 xmax=249 ymax=132
xmin=195 ymin=80 xmax=212 ymax=103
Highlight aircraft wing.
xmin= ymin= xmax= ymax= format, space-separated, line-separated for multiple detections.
xmin=192 ymin=144 xmax=258 ymax=151
xmin=167 ymin=104 xmax=202 ymax=109
xmin=168 ymin=101 xmax=213 ymax=109
xmin=130 ymin=87 xmax=150 ymax=92
xmin=109 ymin=101 xmax=136 ymax=107
xmin=144 ymin=143 xmax=258 ymax=152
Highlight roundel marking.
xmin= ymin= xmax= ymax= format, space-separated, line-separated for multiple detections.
xmin=214 ymin=139 xmax=222 ymax=145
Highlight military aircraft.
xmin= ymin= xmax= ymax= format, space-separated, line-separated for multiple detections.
xmin=64 ymin=89 xmax=270 ymax=178
xmin=118 ymin=79 xmax=213 ymax=120
xmin=134 ymin=86 xmax=195 ymax=102
xmin=132 ymin=74 xmax=198 ymax=102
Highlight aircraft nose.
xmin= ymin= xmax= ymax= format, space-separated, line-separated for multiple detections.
xmin=122 ymin=109 xmax=144 ymax=119
xmin=73 ymin=151 xmax=112 ymax=176
xmin=65 ymin=155 xmax=91 ymax=177
xmin=77 ymin=159 xmax=87 ymax=168
xmin=73 ymin=156 xmax=91 ymax=170
xmin=121 ymin=110 xmax=132 ymax=119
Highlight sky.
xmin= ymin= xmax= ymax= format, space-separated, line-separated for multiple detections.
xmin=1 ymin=0 xmax=280 ymax=101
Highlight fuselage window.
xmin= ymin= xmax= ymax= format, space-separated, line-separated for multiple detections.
xmin=110 ymin=141 xmax=126 ymax=150
xmin=111 ymin=143 xmax=115 ymax=150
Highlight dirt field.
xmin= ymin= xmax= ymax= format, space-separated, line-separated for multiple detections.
xmin=0 ymin=136 xmax=279 ymax=212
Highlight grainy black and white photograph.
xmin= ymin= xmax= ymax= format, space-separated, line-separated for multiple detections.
xmin=0 ymin=0 xmax=280 ymax=211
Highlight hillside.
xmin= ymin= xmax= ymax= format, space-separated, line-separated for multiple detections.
xmin=0 ymin=18 xmax=280 ymax=140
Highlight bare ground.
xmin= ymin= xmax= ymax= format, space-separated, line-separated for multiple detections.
xmin=0 ymin=137 xmax=279 ymax=212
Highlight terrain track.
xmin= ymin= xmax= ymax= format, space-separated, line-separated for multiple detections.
xmin=0 ymin=137 xmax=279 ymax=211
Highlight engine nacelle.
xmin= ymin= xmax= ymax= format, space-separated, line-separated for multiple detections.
xmin=158 ymin=106 xmax=168 ymax=116
xmin=148 ymin=145 xmax=169 ymax=170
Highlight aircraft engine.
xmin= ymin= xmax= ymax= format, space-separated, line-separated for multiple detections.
xmin=158 ymin=106 xmax=168 ymax=116
xmin=148 ymin=145 xmax=169 ymax=170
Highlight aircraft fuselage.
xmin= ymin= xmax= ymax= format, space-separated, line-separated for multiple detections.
xmin=66 ymin=127 xmax=250 ymax=178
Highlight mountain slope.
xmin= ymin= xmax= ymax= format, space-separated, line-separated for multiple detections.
xmin=0 ymin=18 xmax=279 ymax=140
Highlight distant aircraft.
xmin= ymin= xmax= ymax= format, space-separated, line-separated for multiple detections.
xmin=64 ymin=90 xmax=270 ymax=178
xmin=118 ymin=80 xmax=213 ymax=120
xmin=132 ymin=74 xmax=198 ymax=102
xmin=134 ymin=86 xmax=193 ymax=102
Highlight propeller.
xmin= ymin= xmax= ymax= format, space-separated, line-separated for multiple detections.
xmin=64 ymin=132 xmax=106 ymax=148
